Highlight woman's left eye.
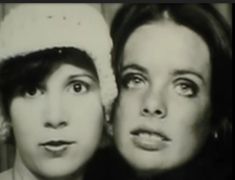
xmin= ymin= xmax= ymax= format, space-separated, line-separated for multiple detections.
xmin=174 ymin=80 xmax=198 ymax=97
xmin=68 ymin=81 xmax=89 ymax=94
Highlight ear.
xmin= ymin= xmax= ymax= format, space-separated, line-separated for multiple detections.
xmin=105 ymin=121 xmax=114 ymax=137
xmin=97 ymin=121 xmax=114 ymax=149
xmin=212 ymin=116 xmax=232 ymax=141
xmin=105 ymin=112 xmax=110 ymax=123
xmin=0 ymin=104 xmax=11 ymax=142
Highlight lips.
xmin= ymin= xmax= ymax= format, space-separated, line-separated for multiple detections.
xmin=40 ymin=140 xmax=75 ymax=146
xmin=130 ymin=127 xmax=171 ymax=151
xmin=39 ymin=140 xmax=75 ymax=154
xmin=131 ymin=129 xmax=171 ymax=141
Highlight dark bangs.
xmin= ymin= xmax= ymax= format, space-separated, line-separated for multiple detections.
xmin=0 ymin=47 xmax=97 ymax=118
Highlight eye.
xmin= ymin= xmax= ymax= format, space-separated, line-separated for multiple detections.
xmin=68 ymin=81 xmax=89 ymax=94
xmin=174 ymin=79 xmax=198 ymax=97
xmin=23 ymin=86 xmax=44 ymax=98
xmin=121 ymin=73 xmax=147 ymax=89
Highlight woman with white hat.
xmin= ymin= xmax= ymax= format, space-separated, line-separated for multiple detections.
xmin=0 ymin=4 xmax=117 ymax=180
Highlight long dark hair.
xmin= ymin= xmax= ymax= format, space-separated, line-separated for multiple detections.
xmin=109 ymin=4 xmax=232 ymax=180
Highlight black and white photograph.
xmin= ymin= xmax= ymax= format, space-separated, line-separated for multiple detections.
xmin=0 ymin=3 xmax=232 ymax=180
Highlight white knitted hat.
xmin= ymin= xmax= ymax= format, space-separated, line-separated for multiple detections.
xmin=0 ymin=4 xmax=117 ymax=120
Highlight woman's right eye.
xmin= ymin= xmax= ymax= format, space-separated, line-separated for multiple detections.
xmin=67 ymin=80 xmax=89 ymax=95
xmin=121 ymin=73 xmax=146 ymax=89
xmin=22 ymin=87 xmax=43 ymax=98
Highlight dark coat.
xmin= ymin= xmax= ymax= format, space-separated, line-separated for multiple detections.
xmin=84 ymin=137 xmax=232 ymax=180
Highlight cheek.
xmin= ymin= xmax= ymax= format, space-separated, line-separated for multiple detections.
xmin=118 ymin=89 xmax=143 ymax=115
xmin=189 ymin=106 xmax=211 ymax=143
xmin=170 ymin=92 xmax=211 ymax=127
xmin=113 ymin=92 xmax=140 ymax=129
xmin=77 ymin=109 xmax=103 ymax=150
xmin=10 ymin=100 xmax=39 ymax=137
xmin=10 ymin=107 xmax=36 ymax=159
xmin=67 ymin=95 xmax=104 ymax=136
xmin=169 ymin=99 xmax=211 ymax=147
xmin=67 ymin=93 xmax=103 ymax=118
xmin=165 ymin=104 xmax=211 ymax=165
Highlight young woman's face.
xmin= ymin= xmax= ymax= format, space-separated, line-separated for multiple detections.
xmin=10 ymin=64 xmax=103 ymax=179
xmin=113 ymin=22 xmax=212 ymax=174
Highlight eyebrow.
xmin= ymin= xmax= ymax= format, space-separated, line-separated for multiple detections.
xmin=121 ymin=64 xmax=205 ymax=83
xmin=172 ymin=70 xmax=205 ymax=84
xmin=121 ymin=64 xmax=147 ymax=74
xmin=122 ymin=65 xmax=205 ymax=82
xmin=68 ymin=74 xmax=98 ymax=82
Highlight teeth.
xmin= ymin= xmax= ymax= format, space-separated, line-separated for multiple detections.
xmin=138 ymin=132 xmax=162 ymax=141
xmin=44 ymin=145 xmax=67 ymax=152
xmin=139 ymin=132 xmax=150 ymax=138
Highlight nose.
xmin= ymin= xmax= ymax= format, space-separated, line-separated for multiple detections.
xmin=141 ymin=88 xmax=167 ymax=119
xmin=44 ymin=94 xmax=68 ymax=129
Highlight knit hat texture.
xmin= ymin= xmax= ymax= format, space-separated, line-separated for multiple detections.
xmin=0 ymin=4 xmax=117 ymax=119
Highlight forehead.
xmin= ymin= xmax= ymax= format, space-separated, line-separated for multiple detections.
xmin=123 ymin=21 xmax=210 ymax=75
xmin=46 ymin=63 xmax=96 ymax=81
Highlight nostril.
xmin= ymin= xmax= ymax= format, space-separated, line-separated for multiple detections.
xmin=59 ymin=121 xmax=67 ymax=127
xmin=44 ymin=121 xmax=68 ymax=129
xmin=143 ymin=108 xmax=149 ymax=114
xmin=44 ymin=122 xmax=52 ymax=128
xmin=155 ymin=109 xmax=162 ymax=115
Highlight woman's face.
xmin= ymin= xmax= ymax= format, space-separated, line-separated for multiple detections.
xmin=113 ymin=22 xmax=212 ymax=174
xmin=10 ymin=64 xmax=103 ymax=179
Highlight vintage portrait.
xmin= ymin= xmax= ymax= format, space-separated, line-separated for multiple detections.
xmin=0 ymin=3 xmax=232 ymax=180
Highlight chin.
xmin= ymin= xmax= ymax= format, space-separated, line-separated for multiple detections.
xmin=38 ymin=164 xmax=81 ymax=179
xmin=126 ymin=155 xmax=182 ymax=176
xmin=132 ymin=162 xmax=165 ymax=174
xmin=131 ymin=164 xmax=168 ymax=178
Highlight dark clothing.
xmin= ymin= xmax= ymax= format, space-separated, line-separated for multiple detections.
xmin=85 ymin=142 xmax=232 ymax=180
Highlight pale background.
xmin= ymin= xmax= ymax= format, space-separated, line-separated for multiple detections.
xmin=0 ymin=3 xmax=232 ymax=173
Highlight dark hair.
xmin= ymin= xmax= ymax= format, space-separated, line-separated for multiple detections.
xmin=0 ymin=47 xmax=98 ymax=143
xmin=111 ymin=4 xmax=232 ymax=143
